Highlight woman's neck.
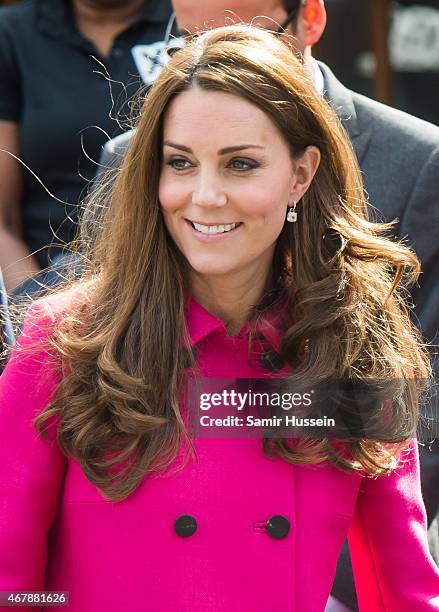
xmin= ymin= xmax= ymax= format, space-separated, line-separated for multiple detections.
xmin=191 ymin=268 xmax=273 ymax=336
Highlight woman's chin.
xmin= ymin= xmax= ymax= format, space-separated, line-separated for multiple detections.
xmin=187 ymin=258 xmax=237 ymax=278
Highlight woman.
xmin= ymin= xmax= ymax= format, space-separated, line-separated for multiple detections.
xmin=0 ymin=24 xmax=438 ymax=612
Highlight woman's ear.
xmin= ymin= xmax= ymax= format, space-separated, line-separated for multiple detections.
xmin=289 ymin=145 xmax=321 ymax=201
xmin=299 ymin=0 xmax=327 ymax=48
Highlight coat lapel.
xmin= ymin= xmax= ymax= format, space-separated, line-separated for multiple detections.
xmin=318 ymin=62 xmax=372 ymax=164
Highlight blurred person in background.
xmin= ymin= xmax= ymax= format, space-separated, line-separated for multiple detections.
xmin=100 ymin=1 xmax=439 ymax=610
xmin=0 ymin=0 xmax=172 ymax=292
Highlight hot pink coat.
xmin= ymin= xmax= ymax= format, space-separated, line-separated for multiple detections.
xmin=0 ymin=294 xmax=438 ymax=611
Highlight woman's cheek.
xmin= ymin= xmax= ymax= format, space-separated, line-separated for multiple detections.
xmin=158 ymin=177 xmax=175 ymax=212
xmin=255 ymin=200 xmax=287 ymax=231
xmin=158 ymin=172 xmax=188 ymax=212
xmin=245 ymin=190 xmax=285 ymax=214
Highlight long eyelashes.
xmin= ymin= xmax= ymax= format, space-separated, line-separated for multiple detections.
xmin=166 ymin=157 xmax=191 ymax=170
xmin=165 ymin=157 xmax=260 ymax=172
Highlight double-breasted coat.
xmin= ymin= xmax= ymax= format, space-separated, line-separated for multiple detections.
xmin=0 ymin=293 xmax=438 ymax=611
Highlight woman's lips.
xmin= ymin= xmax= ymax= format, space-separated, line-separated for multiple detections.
xmin=185 ymin=219 xmax=243 ymax=240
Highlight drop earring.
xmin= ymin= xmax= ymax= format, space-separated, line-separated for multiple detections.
xmin=287 ymin=201 xmax=297 ymax=223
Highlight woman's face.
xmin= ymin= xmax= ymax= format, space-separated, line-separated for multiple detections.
xmin=159 ymin=86 xmax=317 ymax=284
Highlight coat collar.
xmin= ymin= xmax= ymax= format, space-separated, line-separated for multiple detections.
xmin=186 ymin=296 xmax=288 ymax=353
xmin=186 ymin=298 xmax=224 ymax=346
xmin=318 ymin=61 xmax=372 ymax=163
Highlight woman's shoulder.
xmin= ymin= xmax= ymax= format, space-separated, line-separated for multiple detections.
xmin=20 ymin=285 xmax=90 ymax=345
xmin=39 ymin=284 xmax=88 ymax=314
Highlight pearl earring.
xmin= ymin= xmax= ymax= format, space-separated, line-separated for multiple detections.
xmin=287 ymin=201 xmax=297 ymax=223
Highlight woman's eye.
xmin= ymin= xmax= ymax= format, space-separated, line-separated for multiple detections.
xmin=229 ymin=158 xmax=258 ymax=171
xmin=167 ymin=158 xmax=192 ymax=170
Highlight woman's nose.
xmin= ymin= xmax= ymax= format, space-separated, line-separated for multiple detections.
xmin=191 ymin=171 xmax=227 ymax=208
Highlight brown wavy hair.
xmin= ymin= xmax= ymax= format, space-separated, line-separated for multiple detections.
xmin=33 ymin=25 xmax=430 ymax=500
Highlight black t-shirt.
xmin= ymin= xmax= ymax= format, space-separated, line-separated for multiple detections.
xmin=0 ymin=0 xmax=172 ymax=267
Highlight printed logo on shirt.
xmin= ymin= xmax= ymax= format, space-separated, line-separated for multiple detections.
xmin=131 ymin=38 xmax=185 ymax=86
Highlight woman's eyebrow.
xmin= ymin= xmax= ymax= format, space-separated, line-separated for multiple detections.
xmin=163 ymin=141 xmax=192 ymax=152
xmin=163 ymin=141 xmax=265 ymax=154
xmin=219 ymin=145 xmax=264 ymax=154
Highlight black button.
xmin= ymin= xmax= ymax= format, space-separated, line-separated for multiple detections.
xmin=174 ymin=514 xmax=197 ymax=537
xmin=266 ymin=515 xmax=290 ymax=539
xmin=260 ymin=350 xmax=285 ymax=372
